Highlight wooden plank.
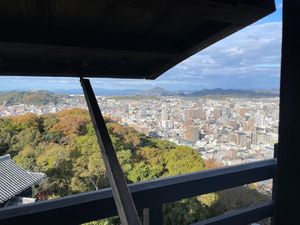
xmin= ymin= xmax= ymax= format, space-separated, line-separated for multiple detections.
xmin=191 ymin=202 xmax=274 ymax=225
xmin=0 ymin=159 xmax=276 ymax=225
xmin=80 ymin=78 xmax=141 ymax=225
xmin=274 ymin=1 xmax=300 ymax=225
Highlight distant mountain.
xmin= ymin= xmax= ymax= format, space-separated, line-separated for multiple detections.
xmin=253 ymin=89 xmax=279 ymax=95
xmin=139 ymin=87 xmax=279 ymax=97
xmin=56 ymin=88 xmax=141 ymax=96
xmin=0 ymin=88 xmax=279 ymax=100
xmin=0 ymin=91 xmax=69 ymax=106
xmin=143 ymin=87 xmax=170 ymax=96
xmin=182 ymin=88 xmax=279 ymax=97
xmin=53 ymin=88 xmax=280 ymax=97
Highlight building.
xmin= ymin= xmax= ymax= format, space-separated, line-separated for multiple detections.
xmin=186 ymin=126 xmax=200 ymax=143
xmin=199 ymin=109 xmax=207 ymax=120
xmin=161 ymin=120 xmax=172 ymax=130
xmin=222 ymin=107 xmax=230 ymax=117
xmin=0 ymin=154 xmax=45 ymax=208
xmin=228 ymin=133 xmax=238 ymax=144
xmin=251 ymin=133 xmax=258 ymax=144
xmin=185 ymin=109 xmax=202 ymax=119
xmin=213 ymin=109 xmax=222 ymax=120
xmin=161 ymin=109 xmax=168 ymax=121
xmin=140 ymin=107 xmax=147 ymax=117
xmin=238 ymin=133 xmax=247 ymax=146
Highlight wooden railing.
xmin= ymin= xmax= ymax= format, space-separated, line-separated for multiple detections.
xmin=0 ymin=159 xmax=277 ymax=225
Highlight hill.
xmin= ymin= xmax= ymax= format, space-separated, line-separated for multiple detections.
xmin=143 ymin=87 xmax=170 ymax=96
xmin=182 ymin=88 xmax=279 ymax=97
xmin=0 ymin=91 xmax=69 ymax=106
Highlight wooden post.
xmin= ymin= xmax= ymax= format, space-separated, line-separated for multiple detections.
xmin=271 ymin=144 xmax=278 ymax=225
xmin=81 ymin=78 xmax=141 ymax=225
xmin=143 ymin=205 xmax=163 ymax=225
xmin=273 ymin=1 xmax=300 ymax=225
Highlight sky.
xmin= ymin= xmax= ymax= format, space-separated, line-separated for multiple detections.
xmin=0 ymin=1 xmax=283 ymax=92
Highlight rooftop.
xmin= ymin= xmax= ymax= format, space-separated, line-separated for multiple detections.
xmin=0 ymin=154 xmax=45 ymax=204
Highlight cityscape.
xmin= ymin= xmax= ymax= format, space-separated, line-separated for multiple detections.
xmin=0 ymin=92 xmax=279 ymax=167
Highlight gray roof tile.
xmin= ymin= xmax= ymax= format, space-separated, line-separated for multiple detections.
xmin=0 ymin=154 xmax=45 ymax=203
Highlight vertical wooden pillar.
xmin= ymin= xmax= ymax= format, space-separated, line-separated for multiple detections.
xmin=274 ymin=1 xmax=300 ymax=225
xmin=271 ymin=144 xmax=277 ymax=225
xmin=143 ymin=205 xmax=163 ymax=225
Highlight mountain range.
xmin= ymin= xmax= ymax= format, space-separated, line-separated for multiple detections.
xmin=0 ymin=88 xmax=279 ymax=100
xmin=141 ymin=87 xmax=279 ymax=97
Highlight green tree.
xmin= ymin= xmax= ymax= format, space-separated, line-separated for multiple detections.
xmin=149 ymin=139 xmax=176 ymax=150
xmin=35 ymin=144 xmax=74 ymax=195
xmin=71 ymin=131 xmax=108 ymax=192
xmin=209 ymin=186 xmax=270 ymax=216
xmin=164 ymin=198 xmax=210 ymax=225
xmin=163 ymin=146 xmax=205 ymax=176
xmin=0 ymin=118 xmax=19 ymax=155
xmin=128 ymin=161 xmax=163 ymax=183
xmin=13 ymin=145 xmax=37 ymax=171
xmin=117 ymin=149 xmax=133 ymax=175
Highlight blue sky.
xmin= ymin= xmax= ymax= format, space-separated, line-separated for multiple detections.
xmin=0 ymin=1 xmax=282 ymax=92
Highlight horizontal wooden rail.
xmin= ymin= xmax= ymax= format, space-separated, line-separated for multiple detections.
xmin=0 ymin=159 xmax=276 ymax=225
xmin=192 ymin=202 xmax=274 ymax=225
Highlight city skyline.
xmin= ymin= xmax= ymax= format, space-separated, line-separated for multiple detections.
xmin=0 ymin=93 xmax=279 ymax=168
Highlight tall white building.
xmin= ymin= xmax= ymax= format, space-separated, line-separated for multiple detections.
xmin=161 ymin=109 xmax=168 ymax=121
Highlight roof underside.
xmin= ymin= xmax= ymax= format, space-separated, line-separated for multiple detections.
xmin=0 ymin=0 xmax=275 ymax=79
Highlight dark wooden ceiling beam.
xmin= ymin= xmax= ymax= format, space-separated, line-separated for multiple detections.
xmin=98 ymin=0 xmax=274 ymax=10
xmin=0 ymin=32 xmax=180 ymax=55
xmin=0 ymin=42 xmax=178 ymax=61
xmin=100 ymin=0 xmax=275 ymax=25
xmin=0 ymin=62 xmax=149 ymax=78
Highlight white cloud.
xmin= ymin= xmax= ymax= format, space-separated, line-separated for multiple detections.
xmin=158 ymin=21 xmax=282 ymax=90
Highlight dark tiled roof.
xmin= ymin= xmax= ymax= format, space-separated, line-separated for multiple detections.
xmin=0 ymin=154 xmax=45 ymax=204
